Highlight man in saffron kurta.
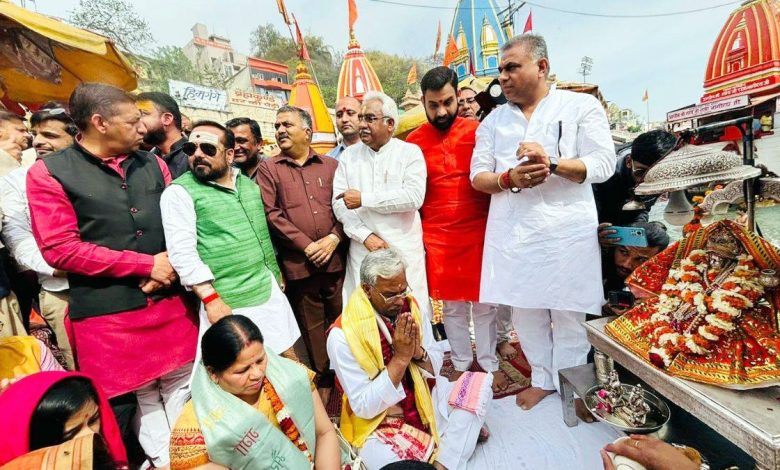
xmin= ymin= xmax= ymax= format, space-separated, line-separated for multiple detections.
xmin=406 ymin=67 xmax=501 ymax=388
xmin=327 ymin=249 xmax=491 ymax=470
xmin=160 ymin=121 xmax=300 ymax=359
xmin=26 ymin=84 xmax=198 ymax=467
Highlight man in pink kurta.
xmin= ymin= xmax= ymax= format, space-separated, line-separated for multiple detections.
xmin=26 ymin=84 xmax=198 ymax=468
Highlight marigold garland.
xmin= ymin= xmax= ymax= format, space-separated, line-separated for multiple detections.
xmin=646 ymin=250 xmax=765 ymax=368
xmin=262 ymin=377 xmax=314 ymax=464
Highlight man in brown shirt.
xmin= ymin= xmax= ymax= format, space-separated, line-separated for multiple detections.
xmin=257 ymin=105 xmax=346 ymax=400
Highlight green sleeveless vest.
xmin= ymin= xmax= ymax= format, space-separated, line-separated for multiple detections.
xmin=173 ymin=171 xmax=280 ymax=308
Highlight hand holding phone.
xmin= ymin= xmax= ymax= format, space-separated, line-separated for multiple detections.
xmin=604 ymin=226 xmax=648 ymax=247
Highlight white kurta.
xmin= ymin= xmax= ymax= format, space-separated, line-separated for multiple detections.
xmin=333 ymin=138 xmax=431 ymax=320
xmin=160 ymin=176 xmax=301 ymax=354
xmin=327 ymin=306 xmax=489 ymax=470
xmin=470 ymin=88 xmax=615 ymax=315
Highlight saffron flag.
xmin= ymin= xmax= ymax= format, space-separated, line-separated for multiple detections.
xmin=443 ymin=33 xmax=458 ymax=66
xmin=293 ymin=15 xmax=310 ymax=61
xmin=468 ymin=52 xmax=476 ymax=76
xmin=433 ymin=20 xmax=442 ymax=58
xmin=523 ymin=10 xmax=533 ymax=33
xmin=642 ymin=89 xmax=649 ymax=102
xmin=277 ymin=0 xmax=292 ymax=25
xmin=348 ymin=0 xmax=358 ymax=32
xmin=407 ymin=63 xmax=418 ymax=85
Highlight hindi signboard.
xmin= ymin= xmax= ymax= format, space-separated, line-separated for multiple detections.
xmin=169 ymin=80 xmax=228 ymax=112
xmin=666 ymin=95 xmax=749 ymax=123
xmin=229 ymin=90 xmax=282 ymax=109
xmin=700 ymin=76 xmax=779 ymax=103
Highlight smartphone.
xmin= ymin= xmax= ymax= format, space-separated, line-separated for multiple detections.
xmin=607 ymin=290 xmax=635 ymax=309
xmin=604 ymin=226 xmax=648 ymax=247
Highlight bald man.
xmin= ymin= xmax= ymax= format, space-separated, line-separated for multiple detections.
xmin=328 ymin=96 xmax=361 ymax=160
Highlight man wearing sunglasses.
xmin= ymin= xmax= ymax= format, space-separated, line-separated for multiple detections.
xmin=161 ymin=121 xmax=301 ymax=363
xmin=26 ymin=83 xmax=199 ymax=468
xmin=594 ymin=129 xmax=677 ymax=233
xmin=332 ymin=91 xmax=431 ymax=321
xmin=0 ymin=103 xmax=77 ymax=367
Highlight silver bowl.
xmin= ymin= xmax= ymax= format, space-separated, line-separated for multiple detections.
xmin=584 ymin=384 xmax=671 ymax=434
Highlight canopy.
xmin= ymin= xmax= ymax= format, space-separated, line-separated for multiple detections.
xmin=0 ymin=0 xmax=137 ymax=104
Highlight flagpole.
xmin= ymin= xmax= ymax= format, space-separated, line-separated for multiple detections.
xmin=646 ymin=97 xmax=650 ymax=131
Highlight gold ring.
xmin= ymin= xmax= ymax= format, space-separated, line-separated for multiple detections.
xmin=524 ymin=173 xmax=532 ymax=181
xmin=633 ymin=440 xmax=640 ymax=449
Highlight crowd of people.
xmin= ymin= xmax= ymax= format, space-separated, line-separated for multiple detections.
xmin=0 ymin=33 xmax=699 ymax=470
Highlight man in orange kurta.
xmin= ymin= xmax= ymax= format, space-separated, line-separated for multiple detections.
xmin=407 ymin=67 xmax=502 ymax=387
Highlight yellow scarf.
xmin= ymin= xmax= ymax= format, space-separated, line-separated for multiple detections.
xmin=0 ymin=336 xmax=42 ymax=381
xmin=338 ymin=288 xmax=439 ymax=453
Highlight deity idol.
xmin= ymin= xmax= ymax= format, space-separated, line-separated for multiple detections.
xmin=606 ymin=220 xmax=780 ymax=388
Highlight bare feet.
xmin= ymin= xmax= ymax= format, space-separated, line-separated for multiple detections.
xmin=575 ymin=398 xmax=595 ymax=423
xmin=497 ymin=341 xmax=518 ymax=361
xmin=492 ymin=372 xmax=510 ymax=394
xmin=515 ymin=387 xmax=555 ymax=410
xmin=448 ymin=369 xmax=465 ymax=383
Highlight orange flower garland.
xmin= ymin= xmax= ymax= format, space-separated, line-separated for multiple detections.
xmin=646 ymin=250 xmax=765 ymax=368
xmin=262 ymin=377 xmax=314 ymax=465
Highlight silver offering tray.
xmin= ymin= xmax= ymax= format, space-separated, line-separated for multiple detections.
xmin=584 ymin=384 xmax=671 ymax=434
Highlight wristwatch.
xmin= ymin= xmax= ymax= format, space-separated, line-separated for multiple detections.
xmin=549 ymin=155 xmax=559 ymax=174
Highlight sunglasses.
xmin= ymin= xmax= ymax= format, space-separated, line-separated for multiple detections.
xmin=182 ymin=141 xmax=221 ymax=157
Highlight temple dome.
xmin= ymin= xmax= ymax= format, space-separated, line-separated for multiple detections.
xmin=289 ymin=60 xmax=336 ymax=154
xmin=448 ymin=0 xmax=508 ymax=78
xmin=337 ymin=37 xmax=383 ymax=101
xmin=702 ymin=0 xmax=780 ymax=102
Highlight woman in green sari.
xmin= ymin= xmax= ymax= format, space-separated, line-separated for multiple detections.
xmin=169 ymin=315 xmax=340 ymax=469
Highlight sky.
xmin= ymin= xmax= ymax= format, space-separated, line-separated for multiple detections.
xmin=28 ymin=0 xmax=742 ymax=122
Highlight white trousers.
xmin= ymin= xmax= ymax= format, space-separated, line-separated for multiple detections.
xmin=359 ymin=376 xmax=489 ymax=470
xmin=134 ymin=362 xmax=193 ymax=468
xmin=496 ymin=304 xmax=514 ymax=343
xmin=442 ymin=301 xmax=498 ymax=372
xmin=512 ymin=308 xmax=589 ymax=392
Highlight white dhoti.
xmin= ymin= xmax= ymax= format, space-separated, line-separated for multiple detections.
xmin=195 ymin=280 xmax=301 ymax=360
xmin=442 ymin=301 xmax=498 ymax=372
xmin=359 ymin=372 xmax=492 ymax=470
xmin=511 ymin=308 xmax=589 ymax=391
xmin=496 ymin=304 xmax=514 ymax=343
xmin=134 ymin=362 xmax=192 ymax=468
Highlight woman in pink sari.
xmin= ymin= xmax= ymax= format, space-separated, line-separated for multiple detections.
xmin=0 ymin=371 xmax=127 ymax=469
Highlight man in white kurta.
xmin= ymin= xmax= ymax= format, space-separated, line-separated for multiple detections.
xmin=471 ymin=35 xmax=615 ymax=411
xmin=333 ymin=91 xmax=431 ymax=321
xmin=328 ymin=249 xmax=491 ymax=470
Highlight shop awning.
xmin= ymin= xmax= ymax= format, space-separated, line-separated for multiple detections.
xmin=0 ymin=0 xmax=137 ymax=104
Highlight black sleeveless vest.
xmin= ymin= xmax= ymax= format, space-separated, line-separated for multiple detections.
xmin=43 ymin=145 xmax=167 ymax=319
